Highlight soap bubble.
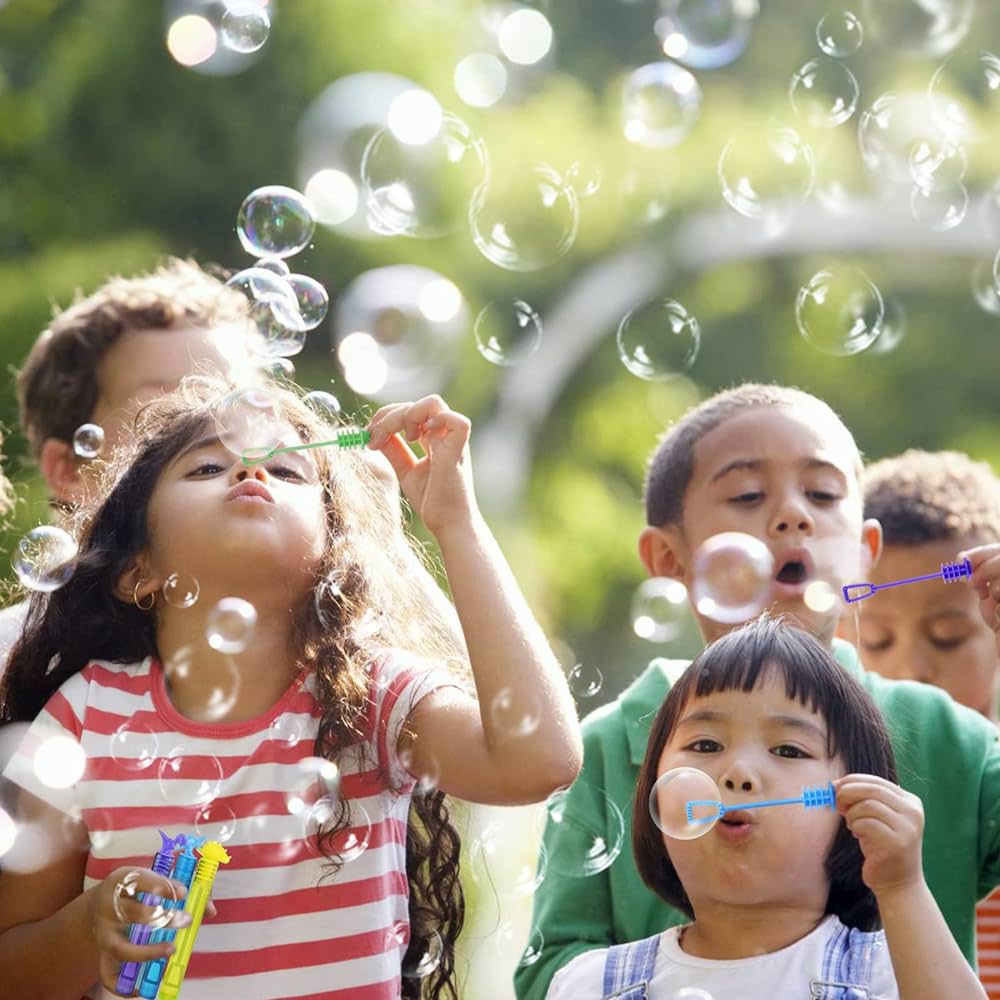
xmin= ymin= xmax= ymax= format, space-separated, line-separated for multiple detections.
xmin=654 ymin=0 xmax=759 ymax=70
xmin=286 ymin=274 xmax=329 ymax=331
xmin=909 ymin=180 xmax=968 ymax=231
xmin=631 ymin=577 xmax=689 ymax=642
xmin=260 ymin=356 xmax=296 ymax=380
xmin=195 ymin=801 xmax=238 ymax=843
xmin=544 ymin=786 xmax=625 ymax=877
xmin=568 ymin=663 xmax=604 ymax=699
xmin=215 ymin=385 xmax=283 ymax=456
xmin=621 ymin=62 xmax=702 ymax=148
xmin=490 ymin=687 xmax=542 ymax=740
xmin=691 ymin=532 xmax=774 ymax=624
xmin=255 ymin=256 xmax=291 ymax=276
xmin=789 ymin=58 xmax=859 ymax=128
xmin=237 ymin=185 xmax=316 ymax=259
xmin=157 ymin=749 xmax=224 ymax=806
xmin=972 ymin=260 xmax=1000 ymax=315
xmin=929 ymin=51 xmax=1000 ymax=144
xmin=857 ymin=92 xmax=952 ymax=188
xmin=470 ymin=163 xmax=579 ymax=272
xmin=109 ymin=720 xmax=159 ymax=773
xmin=112 ymin=870 xmax=178 ymax=928
xmin=226 ymin=266 xmax=303 ymax=332
xmin=860 ymin=0 xmax=971 ymax=58
xmin=361 ymin=113 xmax=489 ymax=238
xmin=220 ymin=2 xmax=270 ymax=54
xmin=468 ymin=825 xmax=548 ymax=900
xmin=650 ymin=766 xmax=722 ymax=839
xmin=13 ymin=526 xmax=78 ymax=593
xmin=303 ymin=390 xmax=342 ymax=420
xmin=867 ymin=297 xmax=906 ymax=355
xmin=795 ymin=267 xmax=884 ymax=356
xmin=473 ymin=299 xmax=542 ymax=366
xmin=206 ymin=597 xmax=257 ymax=654
xmin=908 ymin=138 xmax=967 ymax=192
xmin=565 ymin=161 xmax=602 ymax=198
xmin=816 ymin=9 xmax=863 ymax=57
xmin=162 ymin=572 xmax=200 ymax=609
xmin=270 ymin=714 xmax=307 ymax=749
xmin=324 ymin=801 xmax=372 ymax=862
xmin=72 ymin=423 xmax=105 ymax=460
xmin=616 ymin=298 xmax=700 ymax=381
xmin=402 ymin=930 xmax=444 ymax=979
xmin=518 ymin=928 xmax=545 ymax=967
xmin=718 ymin=124 xmax=815 ymax=226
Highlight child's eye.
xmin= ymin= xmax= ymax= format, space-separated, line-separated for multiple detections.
xmin=729 ymin=492 xmax=763 ymax=505
xmin=189 ymin=462 xmax=225 ymax=476
xmin=771 ymin=744 xmax=810 ymax=759
xmin=930 ymin=636 xmax=967 ymax=651
xmin=807 ymin=490 xmax=840 ymax=503
xmin=685 ymin=738 xmax=722 ymax=753
xmin=859 ymin=636 xmax=892 ymax=653
xmin=268 ymin=464 xmax=305 ymax=481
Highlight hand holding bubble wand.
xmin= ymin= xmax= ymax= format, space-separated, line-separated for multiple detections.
xmin=158 ymin=841 xmax=231 ymax=1000
xmin=241 ymin=428 xmax=371 ymax=466
xmin=650 ymin=766 xmax=836 ymax=840
xmin=115 ymin=830 xmax=186 ymax=996
xmin=841 ymin=557 xmax=972 ymax=603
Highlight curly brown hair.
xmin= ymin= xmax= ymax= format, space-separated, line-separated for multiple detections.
xmin=16 ymin=257 xmax=252 ymax=458
xmin=0 ymin=375 xmax=469 ymax=999
xmin=864 ymin=449 xmax=1000 ymax=548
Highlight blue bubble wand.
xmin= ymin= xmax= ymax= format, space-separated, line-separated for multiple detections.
xmin=686 ymin=781 xmax=836 ymax=825
xmin=841 ymin=557 xmax=972 ymax=604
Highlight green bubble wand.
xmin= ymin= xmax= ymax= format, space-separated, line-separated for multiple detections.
xmin=241 ymin=428 xmax=371 ymax=466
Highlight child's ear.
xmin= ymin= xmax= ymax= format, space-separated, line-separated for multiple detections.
xmin=114 ymin=557 xmax=160 ymax=607
xmin=639 ymin=524 xmax=690 ymax=581
xmin=39 ymin=438 xmax=86 ymax=506
xmin=860 ymin=517 xmax=883 ymax=571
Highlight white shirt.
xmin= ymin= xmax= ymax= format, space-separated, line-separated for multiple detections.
xmin=547 ymin=915 xmax=899 ymax=1000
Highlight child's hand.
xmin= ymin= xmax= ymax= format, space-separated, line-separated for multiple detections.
xmin=366 ymin=395 xmax=476 ymax=537
xmin=834 ymin=774 xmax=924 ymax=895
xmin=959 ymin=544 xmax=1000 ymax=648
xmin=86 ymin=865 xmax=192 ymax=994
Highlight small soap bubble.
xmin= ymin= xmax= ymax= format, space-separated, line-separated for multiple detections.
xmin=195 ymin=801 xmax=238 ymax=843
xmin=789 ymin=58 xmax=859 ymax=128
xmin=473 ymin=299 xmax=542 ymax=366
xmin=631 ymin=577 xmax=689 ymax=643
xmin=220 ymin=2 xmax=270 ymax=54
xmin=544 ymin=786 xmax=624 ymax=878
xmin=908 ymin=139 xmax=967 ymax=192
xmin=206 ymin=597 xmax=257 ymax=654
xmin=402 ymin=930 xmax=444 ymax=979
xmin=286 ymin=274 xmax=329 ymax=331
xmin=399 ymin=747 xmax=440 ymax=795
xmin=72 ymin=423 xmax=105 ymax=460
xmin=566 ymin=161 xmax=602 ymax=198
xmin=361 ymin=113 xmax=489 ymax=239
xmin=490 ymin=687 xmax=542 ymax=740
xmin=568 ymin=664 xmax=604 ymax=699
xmin=655 ymin=0 xmax=758 ymax=70
xmin=860 ymin=0 xmax=971 ymax=59
xmin=214 ymin=385 xmax=282 ymax=457
xmin=157 ymin=749 xmax=224 ymax=806
xmin=928 ymin=50 xmax=1000 ymax=144
xmin=518 ymin=928 xmax=545 ymax=967
xmin=868 ymin=297 xmax=905 ymax=354
xmin=972 ymin=260 xmax=1000 ymax=315
xmin=469 ymin=826 xmax=549 ymax=899
xmin=650 ymin=766 xmax=722 ymax=839
xmin=255 ymin=256 xmax=290 ymax=276
xmin=324 ymin=801 xmax=372 ymax=862
xmin=162 ymin=572 xmax=200 ymax=609
xmin=718 ymin=124 xmax=815 ymax=226
xmin=13 ymin=526 xmax=78 ymax=593
xmin=816 ymin=9 xmax=863 ymax=57
xmin=795 ymin=266 xmax=884 ymax=356
xmin=226 ymin=266 xmax=302 ymax=331
xmin=616 ymin=298 xmax=700 ymax=381
xmin=470 ymin=163 xmax=579 ymax=272
xmin=237 ymin=185 xmax=316 ymax=259
xmin=33 ymin=735 xmax=86 ymax=789
xmin=691 ymin=532 xmax=774 ymax=624
xmin=112 ymin=870 xmax=142 ymax=923
xmin=804 ymin=580 xmax=840 ymax=613
xmin=259 ymin=356 xmax=296 ymax=380
xmin=110 ymin=720 xmax=159 ymax=773
xmin=621 ymin=62 xmax=702 ymax=148
xmin=909 ymin=180 xmax=968 ymax=231
xmin=269 ymin=714 xmax=306 ymax=749
xmin=303 ymin=390 xmax=342 ymax=420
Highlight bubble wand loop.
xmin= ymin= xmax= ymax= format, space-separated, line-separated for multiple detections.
xmin=158 ymin=841 xmax=231 ymax=1000
xmin=686 ymin=781 xmax=836 ymax=825
xmin=241 ymin=428 xmax=371 ymax=466
xmin=841 ymin=557 xmax=972 ymax=604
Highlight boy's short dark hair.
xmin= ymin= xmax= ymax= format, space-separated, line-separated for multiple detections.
xmin=643 ymin=383 xmax=863 ymax=528
xmin=864 ymin=449 xmax=1000 ymax=547
xmin=16 ymin=257 xmax=249 ymax=458
xmin=632 ymin=615 xmax=896 ymax=932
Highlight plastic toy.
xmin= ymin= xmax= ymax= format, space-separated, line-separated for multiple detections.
xmin=842 ymin=557 xmax=972 ymax=603
xmin=241 ymin=428 xmax=371 ymax=466
xmin=686 ymin=781 xmax=836 ymax=826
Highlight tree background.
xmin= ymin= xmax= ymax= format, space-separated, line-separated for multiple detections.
xmin=1 ymin=0 xmax=998 ymax=995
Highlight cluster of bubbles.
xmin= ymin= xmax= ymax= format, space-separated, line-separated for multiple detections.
xmin=165 ymin=0 xmax=271 ymax=74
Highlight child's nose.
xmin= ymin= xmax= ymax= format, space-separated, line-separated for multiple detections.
xmin=724 ymin=777 xmax=754 ymax=793
xmin=769 ymin=496 xmax=814 ymax=535
xmin=234 ymin=464 xmax=269 ymax=484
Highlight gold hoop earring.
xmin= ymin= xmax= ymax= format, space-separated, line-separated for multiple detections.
xmin=133 ymin=580 xmax=156 ymax=611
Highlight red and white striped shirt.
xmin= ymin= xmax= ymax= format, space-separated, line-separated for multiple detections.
xmin=979 ymin=887 xmax=1000 ymax=999
xmin=5 ymin=654 xmax=449 ymax=1000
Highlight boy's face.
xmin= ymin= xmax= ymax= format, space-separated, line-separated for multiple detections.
xmin=857 ymin=539 xmax=999 ymax=721
xmin=641 ymin=405 xmax=880 ymax=645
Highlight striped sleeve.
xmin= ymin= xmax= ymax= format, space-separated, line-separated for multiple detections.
xmin=2 ymin=669 xmax=90 ymax=816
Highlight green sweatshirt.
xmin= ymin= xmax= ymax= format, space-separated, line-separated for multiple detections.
xmin=514 ymin=640 xmax=1000 ymax=1000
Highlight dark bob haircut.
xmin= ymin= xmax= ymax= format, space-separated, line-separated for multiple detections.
xmin=633 ymin=615 xmax=896 ymax=932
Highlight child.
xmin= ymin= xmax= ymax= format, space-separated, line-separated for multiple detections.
xmin=858 ymin=449 xmax=1000 ymax=998
xmin=0 ymin=257 xmax=261 ymax=661
xmin=547 ymin=617 xmax=987 ymax=999
xmin=516 ymin=383 xmax=1000 ymax=1000
xmin=0 ymin=376 xmax=583 ymax=999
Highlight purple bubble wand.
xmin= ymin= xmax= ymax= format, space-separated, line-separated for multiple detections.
xmin=841 ymin=557 xmax=972 ymax=604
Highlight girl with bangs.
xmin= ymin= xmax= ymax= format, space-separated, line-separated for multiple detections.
xmin=548 ymin=616 xmax=985 ymax=1000
xmin=0 ymin=377 xmax=582 ymax=1000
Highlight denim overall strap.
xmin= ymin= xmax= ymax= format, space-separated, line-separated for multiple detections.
xmin=810 ymin=923 xmax=880 ymax=999
xmin=601 ymin=932 xmax=661 ymax=1000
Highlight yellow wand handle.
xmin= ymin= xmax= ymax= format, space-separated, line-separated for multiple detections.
xmin=158 ymin=841 xmax=231 ymax=1000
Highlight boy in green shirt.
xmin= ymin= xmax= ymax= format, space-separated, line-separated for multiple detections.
xmin=515 ymin=383 xmax=1000 ymax=1000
